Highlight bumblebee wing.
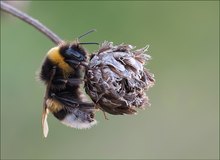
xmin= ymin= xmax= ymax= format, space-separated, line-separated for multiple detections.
xmin=51 ymin=93 xmax=79 ymax=108
xmin=51 ymin=93 xmax=95 ymax=111
xmin=42 ymin=108 xmax=49 ymax=138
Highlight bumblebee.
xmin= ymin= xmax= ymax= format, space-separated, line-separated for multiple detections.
xmin=39 ymin=31 xmax=98 ymax=137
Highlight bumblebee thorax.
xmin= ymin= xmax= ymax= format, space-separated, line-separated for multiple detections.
xmin=47 ymin=46 xmax=73 ymax=74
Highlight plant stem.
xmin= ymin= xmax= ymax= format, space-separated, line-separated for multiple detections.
xmin=0 ymin=1 xmax=62 ymax=45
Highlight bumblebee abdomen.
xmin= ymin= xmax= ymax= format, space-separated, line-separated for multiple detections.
xmin=53 ymin=108 xmax=97 ymax=129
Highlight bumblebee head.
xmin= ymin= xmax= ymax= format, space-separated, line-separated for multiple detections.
xmin=46 ymin=43 xmax=88 ymax=71
xmin=59 ymin=43 xmax=88 ymax=68
xmin=46 ymin=29 xmax=98 ymax=69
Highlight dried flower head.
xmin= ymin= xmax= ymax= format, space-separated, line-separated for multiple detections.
xmin=84 ymin=41 xmax=155 ymax=115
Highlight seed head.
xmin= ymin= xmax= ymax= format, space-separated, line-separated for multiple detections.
xmin=84 ymin=41 xmax=155 ymax=115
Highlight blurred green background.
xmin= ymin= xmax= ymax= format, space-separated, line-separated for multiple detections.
xmin=1 ymin=1 xmax=219 ymax=159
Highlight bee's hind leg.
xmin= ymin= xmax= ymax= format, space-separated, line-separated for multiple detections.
xmin=50 ymin=93 xmax=79 ymax=108
xmin=52 ymin=78 xmax=82 ymax=87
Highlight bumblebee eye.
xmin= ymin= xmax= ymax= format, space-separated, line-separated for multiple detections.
xmin=66 ymin=47 xmax=84 ymax=61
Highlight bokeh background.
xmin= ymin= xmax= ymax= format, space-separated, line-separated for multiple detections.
xmin=1 ymin=1 xmax=219 ymax=159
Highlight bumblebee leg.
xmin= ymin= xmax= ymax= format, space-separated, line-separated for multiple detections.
xmin=80 ymin=62 xmax=89 ymax=68
xmin=67 ymin=78 xmax=82 ymax=86
xmin=50 ymin=93 xmax=79 ymax=108
xmin=102 ymin=111 xmax=109 ymax=120
xmin=65 ymin=59 xmax=80 ymax=68
xmin=52 ymin=79 xmax=67 ymax=86
xmin=66 ymin=60 xmax=88 ymax=68
xmin=50 ymin=93 xmax=95 ymax=110
xmin=52 ymin=78 xmax=83 ymax=88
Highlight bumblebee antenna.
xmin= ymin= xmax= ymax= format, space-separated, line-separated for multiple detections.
xmin=78 ymin=29 xmax=96 ymax=39
xmin=79 ymin=42 xmax=99 ymax=45
xmin=76 ymin=29 xmax=99 ymax=45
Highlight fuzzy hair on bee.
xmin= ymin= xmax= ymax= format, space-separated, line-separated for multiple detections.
xmin=39 ymin=40 xmax=97 ymax=138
